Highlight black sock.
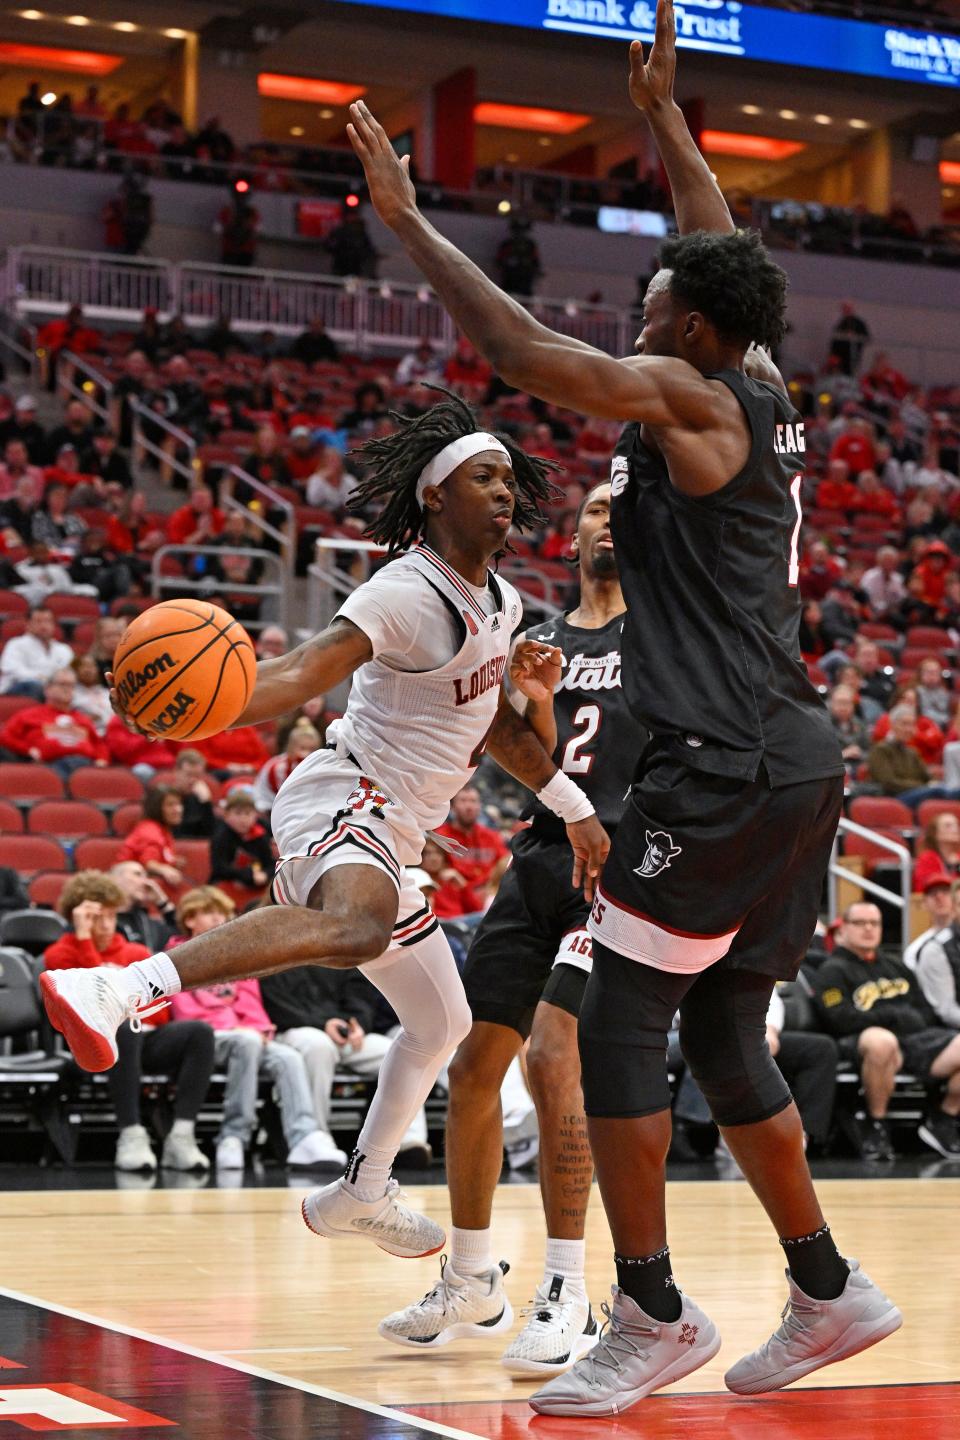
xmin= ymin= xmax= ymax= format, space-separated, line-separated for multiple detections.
xmin=780 ymin=1224 xmax=850 ymax=1300
xmin=614 ymin=1247 xmax=682 ymax=1322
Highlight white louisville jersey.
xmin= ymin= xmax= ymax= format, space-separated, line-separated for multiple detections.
xmin=326 ymin=542 xmax=523 ymax=834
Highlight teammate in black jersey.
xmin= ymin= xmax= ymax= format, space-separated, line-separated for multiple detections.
xmin=349 ymin=0 xmax=901 ymax=1415
xmin=380 ymin=481 xmax=646 ymax=1373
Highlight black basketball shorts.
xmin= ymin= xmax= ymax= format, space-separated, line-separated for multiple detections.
xmin=462 ymin=827 xmax=593 ymax=1038
xmin=588 ymin=744 xmax=844 ymax=981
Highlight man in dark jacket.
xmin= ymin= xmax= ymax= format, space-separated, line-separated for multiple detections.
xmin=109 ymin=861 xmax=175 ymax=953
xmin=260 ymin=962 xmax=432 ymax=1167
xmin=814 ymin=900 xmax=960 ymax=1159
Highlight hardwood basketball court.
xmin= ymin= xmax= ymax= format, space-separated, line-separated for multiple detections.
xmin=0 ymin=1175 xmax=957 ymax=1436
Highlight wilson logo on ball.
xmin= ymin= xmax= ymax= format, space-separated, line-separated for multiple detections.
xmin=116 ymin=653 xmax=176 ymax=706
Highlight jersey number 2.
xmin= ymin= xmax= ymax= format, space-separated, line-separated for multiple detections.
xmin=562 ymin=704 xmax=601 ymax=775
xmin=788 ymin=473 xmax=803 ymax=588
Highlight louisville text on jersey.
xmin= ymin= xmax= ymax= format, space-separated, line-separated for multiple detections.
xmin=453 ymin=654 xmax=507 ymax=707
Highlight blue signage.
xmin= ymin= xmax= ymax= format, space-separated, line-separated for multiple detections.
xmin=332 ymin=0 xmax=960 ymax=88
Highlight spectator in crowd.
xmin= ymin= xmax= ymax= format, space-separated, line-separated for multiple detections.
xmin=87 ymin=615 xmax=124 ymax=685
xmin=203 ymin=313 xmax=244 ymax=358
xmin=285 ymin=426 xmax=320 ymax=484
xmin=915 ymin=879 xmax=960 ymax=1031
xmin=31 ymin=482 xmax=87 ymax=552
xmin=867 ymin=704 xmax=941 ymax=806
xmin=0 ymin=437 xmax=44 ymax=504
xmin=495 ymin=215 xmax=542 ymax=297
xmin=259 ymin=960 xmax=431 ymax=1171
xmin=829 ymin=417 xmax=876 ymax=479
xmin=814 ymin=901 xmax=960 ymax=1159
xmin=0 ymin=605 xmax=74 ymax=697
xmin=914 ymin=813 xmax=960 ymax=893
xmin=70 ymin=652 xmax=112 ymax=734
xmin=35 ymin=304 xmax=100 ymax=391
xmin=239 ymin=425 xmax=291 ymax=496
xmin=444 ymin=338 xmax=492 ymax=399
xmin=395 ymin=339 xmax=443 ymax=388
xmin=104 ymin=173 xmax=153 ymax=255
xmin=854 ymin=638 xmax=896 ymax=709
xmin=110 ymin=860 xmax=178 ymax=952
xmin=305 ymin=445 xmax=357 ymax=513
xmin=339 ymin=381 xmax=389 ymax=435
xmin=81 ymin=425 xmax=132 ymax=488
xmin=418 ymin=835 xmax=483 ymax=918
xmin=117 ymin=785 xmax=187 ymax=898
xmin=828 ymin=684 xmax=870 ymax=779
xmin=916 ymin=656 xmax=953 ymax=730
xmin=0 ymin=866 xmax=29 ymax=913
xmin=195 ymin=721 xmax=269 ymax=778
xmin=0 ymin=667 xmax=107 ymax=775
xmin=104 ymin=711 xmax=178 ymax=780
xmin=44 ymin=871 xmax=214 ymax=1171
xmin=905 ymin=872 xmax=955 ymax=970
xmin=0 ymin=473 xmax=44 ymax=546
xmin=169 ymin=885 xmax=340 ymax=1169
xmin=209 ymin=791 xmax=275 ymax=892
xmin=194 ymin=115 xmax=235 ymax=168
xmin=166 ymin=748 xmax=216 ymax=838
xmin=912 ymin=540 xmax=952 ymax=610
xmin=829 ymin=301 xmax=870 ymax=375
xmin=255 ymin=625 xmax=288 ymax=661
xmin=167 ymin=483 xmax=225 ymax=546
xmin=816 ymin=458 xmax=858 ymax=512
xmin=110 ymin=349 xmax=150 ymax=445
xmin=798 ymin=540 xmax=843 ymax=601
xmin=325 ymin=206 xmax=378 ymax=278
xmin=68 ymin=528 xmax=132 ymax=605
xmin=436 ymin=784 xmax=509 ymax=905
xmin=766 ymin=985 xmax=839 ymax=1153
xmin=290 ymin=316 xmax=339 ymax=365
xmin=861 ymin=546 xmax=906 ymax=618
xmin=252 ymin=719 xmax=321 ymax=818
xmin=217 ymin=188 xmax=260 ymax=267
xmin=14 ymin=540 xmax=97 ymax=607
xmin=4 ymin=395 xmax=46 ymax=463
xmin=871 ymin=684 xmax=945 ymax=769
xmin=43 ymin=399 xmax=95 ymax=465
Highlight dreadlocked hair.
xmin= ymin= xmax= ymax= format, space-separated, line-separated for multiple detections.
xmin=659 ymin=228 xmax=788 ymax=350
xmin=348 ymin=385 xmax=562 ymax=556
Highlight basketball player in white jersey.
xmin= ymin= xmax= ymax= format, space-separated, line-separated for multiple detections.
xmin=42 ymin=391 xmax=610 ymax=1262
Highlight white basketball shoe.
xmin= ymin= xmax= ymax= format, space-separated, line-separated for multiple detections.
xmin=41 ymin=967 xmax=165 ymax=1072
xmin=501 ymin=1274 xmax=598 ymax=1376
xmin=379 ymin=1258 xmax=514 ymax=1348
xmin=301 ymin=1177 xmax=445 ymax=1258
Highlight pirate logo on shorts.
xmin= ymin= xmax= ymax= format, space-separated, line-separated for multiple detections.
xmin=635 ymin=829 xmax=682 ymax=878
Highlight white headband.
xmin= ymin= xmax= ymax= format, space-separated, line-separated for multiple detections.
xmin=415 ymin=432 xmax=511 ymax=508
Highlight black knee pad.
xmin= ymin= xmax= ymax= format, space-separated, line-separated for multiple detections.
xmin=679 ymin=984 xmax=791 ymax=1128
xmin=577 ymin=943 xmax=688 ymax=1119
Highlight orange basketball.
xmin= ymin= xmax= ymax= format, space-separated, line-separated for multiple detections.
xmin=113 ymin=599 xmax=258 ymax=742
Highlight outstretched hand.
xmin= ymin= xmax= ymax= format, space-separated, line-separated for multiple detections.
xmin=629 ymin=0 xmax=677 ymax=114
xmin=510 ymin=640 xmax=563 ymax=703
xmin=347 ymin=100 xmax=418 ymax=230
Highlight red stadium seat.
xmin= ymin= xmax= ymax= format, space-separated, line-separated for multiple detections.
xmin=0 ymin=694 xmax=36 ymax=725
xmin=68 ymin=767 xmax=145 ymax=807
xmin=900 ymin=648 xmax=951 ymax=674
xmin=0 ymin=763 xmax=65 ymax=802
xmin=0 ymin=618 xmax=65 ymax=644
xmin=857 ymin=623 xmax=900 ymax=644
xmin=0 ymin=800 xmax=25 ymax=833
xmin=109 ymin=597 xmax=156 ymax=616
xmin=29 ymin=801 xmax=109 ymax=840
xmin=0 ymin=589 xmax=29 ymax=618
xmin=71 ymin=620 xmax=97 ymax=654
xmin=849 ymin=797 xmax=915 ymax=832
xmin=916 ymin=800 xmax=960 ymax=831
xmin=111 ymin=802 xmax=144 ymax=837
xmin=0 ymin=835 xmax=69 ymax=876
xmin=73 ymin=837 xmax=124 ymax=872
xmin=176 ymin=839 xmax=211 ymax=886
xmin=28 ymin=870 xmax=70 ymax=908
xmin=906 ymin=627 xmax=956 ymax=652
xmin=45 ymin=594 xmax=101 ymax=624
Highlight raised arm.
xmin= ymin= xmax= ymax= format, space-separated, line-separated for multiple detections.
xmin=346 ymin=104 xmax=721 ymax=428
xmin=232 ymin=619 xmax=372 ymax=726
xmin=629 ymin=0 xmax=734 ymax=237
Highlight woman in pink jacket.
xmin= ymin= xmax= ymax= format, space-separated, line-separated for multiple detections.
xmin=169 ymin=885 xmax=344 ymax=1172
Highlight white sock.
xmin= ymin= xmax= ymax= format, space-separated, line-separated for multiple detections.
xmin=124 ymin=952 xmax=181 ymax=1006
xmin=170 ymin=1119 xmax=195 ymax=1139
xmin=545 ymin=1237 xmax=586 ymax=1289
xmin=342 ymin=1142 xmax=393 ymax=1203
xmin=450 ymin=1226 xmax=493 ymax=1278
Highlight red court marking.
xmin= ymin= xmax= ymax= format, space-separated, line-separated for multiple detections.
xmin=0 ymin=1356 xmax=26 ymax=1369
xmin=0 ymin=1382 xmax=176 ymax=1429
xmin=404 ymin=1384 xmax=960 ymax=1439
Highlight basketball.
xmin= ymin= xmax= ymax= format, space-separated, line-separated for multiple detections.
xmin=112 ymin=599 xmax=258 ymax=742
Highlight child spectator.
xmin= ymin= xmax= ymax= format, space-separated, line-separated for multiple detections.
xmin=210 ymin=792 xmax=275 ymax=892
xmin=117 ymin=785 xmax=187 ymax=898
xmin=44 ymin=871 xmax=213 ymax=1171
xmin=170 ymin=886 xmax=342 ymax=1169
xmin=252 ymin=720 xmax=321 ymax=819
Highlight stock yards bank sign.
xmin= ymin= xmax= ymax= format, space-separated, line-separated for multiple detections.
xmin=334 ymin=0 xmax=960 ymax=88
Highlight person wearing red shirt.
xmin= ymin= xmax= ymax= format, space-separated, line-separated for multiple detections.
xmin=912 ymin=542 xmax=952 ymax=609
xmin=196 ymin=724 xmax=270 ymax=777
xmin=436 ymin=785 xmax=509 ymax=901
xmin=118 ymin=786 xmax=188 ymax=897
xmin=418 ymin=836 xmax=484 ymax=918
xmin=913 ymin=814 xmax=960 ymax=893
xmin=44 ymin=869 xmax=213 ymax=1171
xmin=36 ymin=305 xmax=101 ymax=389
xmin=105 ymin=714 xmax=179 ymax=778
xmin=0 ymin=668 xmax=108 ymax=775
xmin=816 ymin=460 xmax=858 ymax=512
xmin=166 ymin=483 xmax=225 ymax=546
xmin=828 ymin=419 xmax=876 ymax=479
xmin=848 ymin=470 xmax=900 ymax=522
xmin=798 ymin=540 xmax=843 ymax=601
xmin=443 ymin=338 xmax=491 ymax=396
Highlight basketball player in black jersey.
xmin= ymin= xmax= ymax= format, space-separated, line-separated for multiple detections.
xmin=379 ymin=480 xmax=645 ymax=1373
xmin=349 ymin=0 xmax=901 ymax=1415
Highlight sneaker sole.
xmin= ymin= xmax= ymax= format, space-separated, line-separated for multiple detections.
xmin=528 ymin=1325 xmax=721 ymax=1416
xmin=379 ymin=1300 xmax=515 ymax=1349
xmin=724 ymin=1304 xmax=903 ymax=1395
xmin=39 ymin=973 xmax=117 ymax=1073
xmin=502 ymin=1326 xmax=598 ymax=1377
xmin=300 ymin=1195 xmax=446 ymax=1259
xmin=917 ymin=1124 xmax=960 ymax=1160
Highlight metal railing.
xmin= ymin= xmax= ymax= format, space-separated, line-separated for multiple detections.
xmin=150 ymin=543 xmax=289 ymax=635
xmin=221 ymin=464 xmax=295 ymax=572
xmin=59 ymin=348 xmax=112 ymax=423
xmin=129 ymin=396 xmax=197 ymax=488
xmin=7 ymin=246 xmax=173 ymax=320
xmin=828 ymin=817 xmax=913 ymax=953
